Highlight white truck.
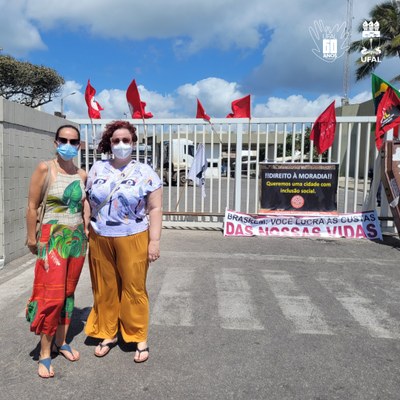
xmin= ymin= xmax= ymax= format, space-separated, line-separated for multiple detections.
xmin=80 ymin=138 xmax=195 ymax=186
xmin=157 ymin=139 xmax=195 ymax=186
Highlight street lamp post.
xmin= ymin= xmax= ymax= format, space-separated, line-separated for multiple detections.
xmin=60 ymin=91 xmax=76 ymax=117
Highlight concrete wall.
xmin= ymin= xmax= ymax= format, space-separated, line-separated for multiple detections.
xmin=0 ymin=98 xmax=78 ymax=266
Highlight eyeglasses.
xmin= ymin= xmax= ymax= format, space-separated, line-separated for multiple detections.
xmin=57 ymin=137 xmax=80 ymax=146
xmin=111 ymin=138 xmax=132 ymax=145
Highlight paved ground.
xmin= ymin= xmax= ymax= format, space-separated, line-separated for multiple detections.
xmin=1 ymin=229 xmax=400 ymax=400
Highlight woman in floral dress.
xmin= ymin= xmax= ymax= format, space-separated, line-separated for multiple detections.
xmin=26 ymin=125 xmax=89 ymax=378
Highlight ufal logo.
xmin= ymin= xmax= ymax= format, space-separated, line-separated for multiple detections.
xmin=361 ymin=21 xmax=381 ymax=63
xmin=309 ymin=20 xmax=349 ymax=63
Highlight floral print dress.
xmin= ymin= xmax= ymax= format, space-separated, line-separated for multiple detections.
xmin=27 ymin=171 xmax=87 ymax=336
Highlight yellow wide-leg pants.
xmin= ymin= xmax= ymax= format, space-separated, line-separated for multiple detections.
xmin=85 ymin=228 xmax=149 ymax=343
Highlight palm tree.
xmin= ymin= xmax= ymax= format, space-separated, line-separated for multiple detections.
xmin=349 ymin=1 xmax=400 ymax=81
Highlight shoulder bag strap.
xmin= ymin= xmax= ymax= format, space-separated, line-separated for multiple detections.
xmin=40 ymin=162 xmax=52 ymax=204
xmin=38 ymin=162 xmax=51 ymax=203
xmin=36 ymin=162 xmax=52 ymax=235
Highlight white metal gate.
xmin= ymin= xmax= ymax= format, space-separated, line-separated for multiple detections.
xmin=74 ymin=116 xmax=391 ymax=230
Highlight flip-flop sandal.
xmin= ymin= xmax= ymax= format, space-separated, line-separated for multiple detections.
xmin=38 ymin=357 xmax=54 ymax=378
xmin=53 ymin=343 xmax=80 ymax=362
xmin=134 ymin=347 xmax=149 ymax=363
xmin=94 ymin=340 xmax=118 ymax=357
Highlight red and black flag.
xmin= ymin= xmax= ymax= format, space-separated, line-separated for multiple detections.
xmin=375 ymin=87 xmax=400 ymax=150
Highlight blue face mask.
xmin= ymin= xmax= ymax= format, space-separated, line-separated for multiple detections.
xmin=57 ymin=143 xmax=79 ymax=161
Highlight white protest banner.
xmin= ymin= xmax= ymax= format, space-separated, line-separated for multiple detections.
xmin=224 ymin=209 xmax=382 ymax=240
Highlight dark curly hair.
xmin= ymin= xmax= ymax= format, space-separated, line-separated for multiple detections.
xmin=97 ymin=120 xmax=138 ymax=154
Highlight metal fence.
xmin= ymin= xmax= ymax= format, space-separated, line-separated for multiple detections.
xmin=73 ymin=116 xmax=390 ymax=229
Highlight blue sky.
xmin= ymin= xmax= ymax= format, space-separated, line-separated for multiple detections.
xmin=1 ymin=0 xmax=398 ymax=119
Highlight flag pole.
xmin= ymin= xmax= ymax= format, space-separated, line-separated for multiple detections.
xmin=247 ymin=118 xmax=251 ymax=143
xmin=142 ymin=115 xmax=148 ymax=164
xmin=174 ymin=181 xmax=186 ymax=211
xmin=247 ymin=117 xmax=252 ymax=166
xmin=88 ymin=117 xmax=96 ymax=172
xmin=90 ymin=117 xmax=97 ymax=158
xmin=248 ymin=95 xmax=252 ymax=149
xmin=207 ymin=120 xmax=224 ymax=183
xmin=208 ymin=120 xmax=223 ymax=144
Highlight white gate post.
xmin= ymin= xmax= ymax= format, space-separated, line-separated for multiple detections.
xmin=234 ymin=123 xmax=243 ymax=211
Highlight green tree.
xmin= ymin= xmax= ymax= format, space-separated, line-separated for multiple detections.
xmin=349 ymin=1 xmax=400 ymax=81
xmin=0 ymin=54 xmax=65 ymax=108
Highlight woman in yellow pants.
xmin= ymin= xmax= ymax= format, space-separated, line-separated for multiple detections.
xmin=85 ymin=120 xmax=162 ymax=363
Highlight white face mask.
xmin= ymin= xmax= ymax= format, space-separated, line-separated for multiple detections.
xmin=112 ymin=142 xmax=133 ymax=160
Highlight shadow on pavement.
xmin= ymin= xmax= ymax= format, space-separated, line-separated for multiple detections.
xmin=375 ymin=234 xmax=400 ymax=250
xmin=66 ymin=306 xmax=92 ymax=343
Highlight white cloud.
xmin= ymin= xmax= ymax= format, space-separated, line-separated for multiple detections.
xmin=44 ymin=78 xmax=374 ymax=120
xmin=4 ymin=0 xmax=393 ymax=119
xmin=8 ymin=0 xmax=378 ymax=57
xmin=176 ymin=78 xmax=245 ymax=117
xmin=137 ymin=86 xmax=176 ymax=119
xmin=253 ymin=91 xmax=374 ymax=118
xmin=46 ymin=77 xmax=250 ymax=120
xmin=23 ymin=0 xmax=270 ymax=53
xmin=253 ymin=94 xmax=340 ymax=118
xmin=44 ymin=81 xmax=177 ymax=119
xmin=349 ymin=91 xmax=371 ymax=105
xmin=0 ymin=1 xmax=46 ymax=56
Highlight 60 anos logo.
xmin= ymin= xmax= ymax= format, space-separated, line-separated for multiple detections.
xmin=309 ymin=20 xmax=349 ymax=63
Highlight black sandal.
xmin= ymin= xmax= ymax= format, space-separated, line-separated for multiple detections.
xmin=94 ymin=339 xmax=118 ymax=357
xmin=134 ymin=346 xmax=149 ymax=363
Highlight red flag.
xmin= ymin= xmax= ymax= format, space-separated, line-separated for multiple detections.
xmin=126 ymin=79 xmax=153 ymax=119
xmin=372 ymin=74 xmax=400 ymax=139
xmin=196 ymin=98 xmax=211 ymax=121
xmin=310 ymin=101 xmax=337 ymax=154
xmin=85 ymin=80 xmax=103 ymax=119
xmin=375 ymin=87 xmax=400 ymax=150
xmin=226 ymin=94 xmax=251 ymax=118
